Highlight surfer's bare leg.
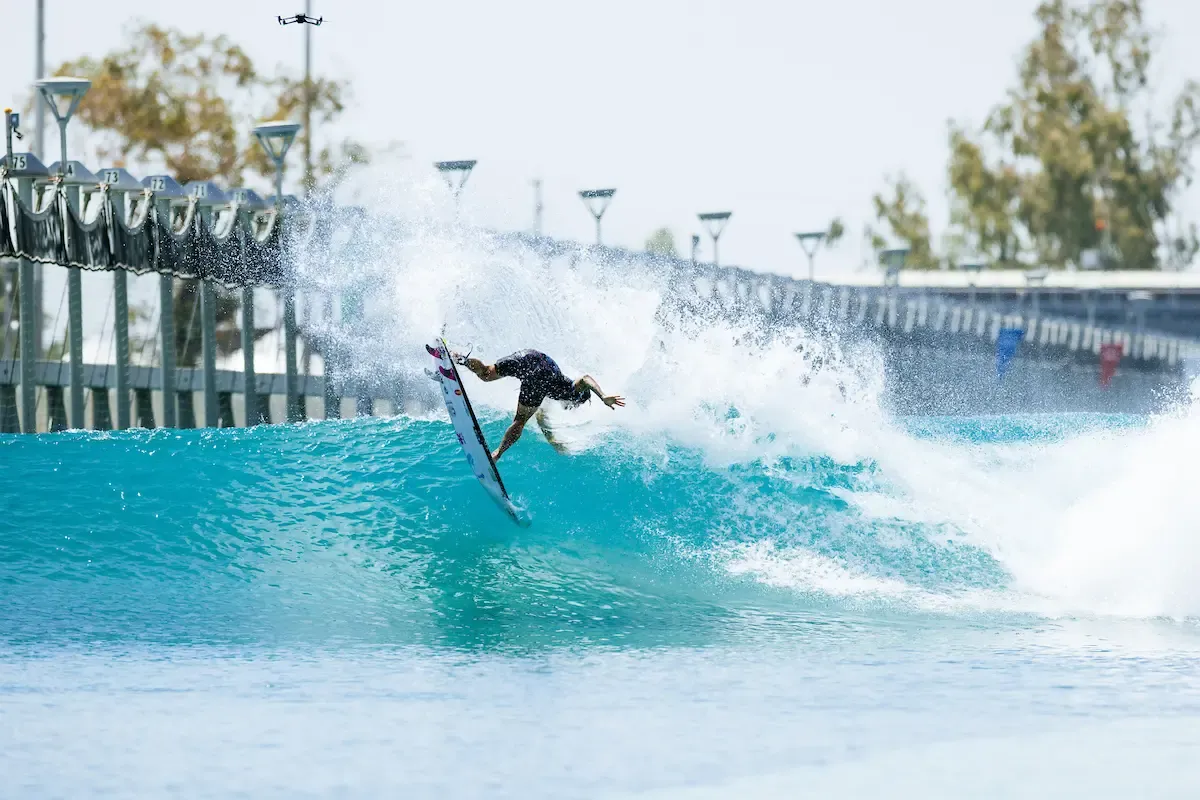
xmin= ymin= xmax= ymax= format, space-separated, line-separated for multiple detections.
xmin=492 ymin=403 xmax=538 ymax=462
xmin=536 ymin=409 xmax=569 ymax=455
xmin=460 ymin=356 xmax=499 ymax=382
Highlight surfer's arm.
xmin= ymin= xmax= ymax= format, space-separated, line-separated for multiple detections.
xmin=461 ymin=357 xmax=500 ymax=382
xmin=492 ymin=404 xmax=538 ymax=462
xmin=577 ymin=375 xmax=626 ymax=409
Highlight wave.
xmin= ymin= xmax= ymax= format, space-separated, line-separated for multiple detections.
xmin=2 ymin=401 xmax=1198 ymax=652
xmin=4 ymin=163 xmax=1200 ymax=650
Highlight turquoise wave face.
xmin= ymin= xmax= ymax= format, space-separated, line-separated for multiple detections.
xmin=0 ymin=411 xmax=1173 ymax=650
xmin=0 ymin=414 xmax=1010 ymax=648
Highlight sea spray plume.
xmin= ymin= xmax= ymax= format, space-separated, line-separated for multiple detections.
xmin=293 ymin=159 xmax=893 ymax=460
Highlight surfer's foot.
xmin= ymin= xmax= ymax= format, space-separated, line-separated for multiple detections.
xmin=491 ymin=449 xmax=502 ymax=462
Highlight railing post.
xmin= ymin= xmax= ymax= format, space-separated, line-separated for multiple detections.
xmin=158 ymin=273 xmax=177 ymax=428
xmin=200 ymin=279 xmax=218 ymax=427
xmin=64 ymin=184 xmax=85 ymax=428
xmin=242 ymin=285 xmax=258 ymax=424
xmin=284 ymin=288 xmax=300 ymax=422
xmin=16 ymin=177 xmax=37 ymax=433
xmin=113 ymin=268 xmax=131 ymax=429
xmin=239 ymin=201 xmax=257 ymax=426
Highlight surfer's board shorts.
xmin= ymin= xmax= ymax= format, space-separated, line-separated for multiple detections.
xmin=495 ymin=350 xmax=589 ymax=408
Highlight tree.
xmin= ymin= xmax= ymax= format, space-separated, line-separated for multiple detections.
xmin=826 ymin=217 xmax=846 ymax=248
xmin=645 ymin=227 xmax=678 ymax=257
xmin=53 ymin=23 xmax=371 ymax=365
xmin=867 ymin=174 xmax=937 ymax=269
xmin=54 ymin=23 xmax=366 ymax=188
xmin=946 ymin=0 xmax=1200 ymax=270
xmin=946 ymin=124 xmax=1023 ymax=267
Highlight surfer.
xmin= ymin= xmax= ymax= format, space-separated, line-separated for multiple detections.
xmin=456 ymin=349 xmax=625 ymax=461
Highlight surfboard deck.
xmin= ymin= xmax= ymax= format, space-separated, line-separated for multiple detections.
xmin=426 ymin=339 xmax=529 ymax=527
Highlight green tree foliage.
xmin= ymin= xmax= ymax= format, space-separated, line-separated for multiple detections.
xmin=54 ymin=23 xmax=367 ymax=365
xmin=826 ymin=217 xmax=846 ymax=248
xmin=947 ymin=0 xmax=1200 ymax=270
xmin=867 ymin=175 xmax=937 ymax=269
xmin=868 ymin=1 xmax=1200 ymax=271
xmin=54 ymin=23 xmax=365 ymax=188
xmin=645 ymin=227 xmax=678 ymax=257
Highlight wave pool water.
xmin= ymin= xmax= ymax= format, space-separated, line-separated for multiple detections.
xmin=5 ymin=172 xmax=1200 ymax=796
xmin=4 ymin=410 xmax=1200 ymax=798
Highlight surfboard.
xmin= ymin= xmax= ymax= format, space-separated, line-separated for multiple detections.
xmin=426 ymin=339 xmax=529 ymax=527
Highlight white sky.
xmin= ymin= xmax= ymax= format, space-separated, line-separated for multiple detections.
xmin=5 ymin=0 xmax=1200 ymax=281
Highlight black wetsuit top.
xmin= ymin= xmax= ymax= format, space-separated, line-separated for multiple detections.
xmin=495 ymin=350 xmax=590 ymax=408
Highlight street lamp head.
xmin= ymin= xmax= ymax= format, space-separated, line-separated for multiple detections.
xmin=434 ymin=160 xmax=477 ymax=196
xmin=698 ymin=211 xmax=732 ymax=239
xmin=795 ymin=230 xmax=827 ymax=257
xmin=1024 ymin=267 xmax=1049 ymax=286
xmin=579 ymin=188 xmax=616 ymax=220
xmin=253 ymin=120 xmax=302 ymax=166
xmin=35 ymin=77 xmax=91 ymax=125
xmin=435 ymin=160 xmax=477 ymax=174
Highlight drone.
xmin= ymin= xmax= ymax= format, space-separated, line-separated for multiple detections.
xmin=278 ymin=13 xmax=323 ymax=25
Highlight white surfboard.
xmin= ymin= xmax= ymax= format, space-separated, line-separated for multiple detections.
xmin=426 ymin=339 xmax=528 ymax=527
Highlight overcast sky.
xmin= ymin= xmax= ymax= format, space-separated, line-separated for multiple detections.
xmin=6 ymin=0 xmax=1200 ymax=280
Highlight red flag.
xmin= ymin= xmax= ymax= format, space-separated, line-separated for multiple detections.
xmin=1099 ymin=342 xmax=1122 ymax=387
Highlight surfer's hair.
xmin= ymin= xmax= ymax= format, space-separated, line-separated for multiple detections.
xmin=563 ymin=381 xmax=592 ymax=409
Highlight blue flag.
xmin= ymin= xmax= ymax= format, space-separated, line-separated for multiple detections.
xmin=996 ymin=328 xmax=1024 ymax=379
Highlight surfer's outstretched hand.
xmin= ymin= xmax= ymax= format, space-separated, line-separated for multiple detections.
xmin=602 ymin=395 xmax=626 ymax=409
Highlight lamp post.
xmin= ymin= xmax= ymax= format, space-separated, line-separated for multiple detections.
xmin=879 ymin=248 xmax=909 ymax=329
xmin=254 ymin=119 xmax=303 ymax=423
xmin=434 ymin=160 xmax=476 ymax=215
xmin=698 ymin=211 xmax=732 ymax=266
xmin=528 ymin=177 xmax=542 ymax=235
xmin=795 ymin=231 xmax=827 ymax=282
xmin=36 ymin=76 xmax=91 ymax=430
xmin=578 ymin=188 xmax=616 ymax=245
xmin=1024 ymin=267 xmax=1049 ymax=318
xmin=960 ymin=261 xmax=984 ymax=307
xmin=880 ymin=248 xmax=908 ymax=284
